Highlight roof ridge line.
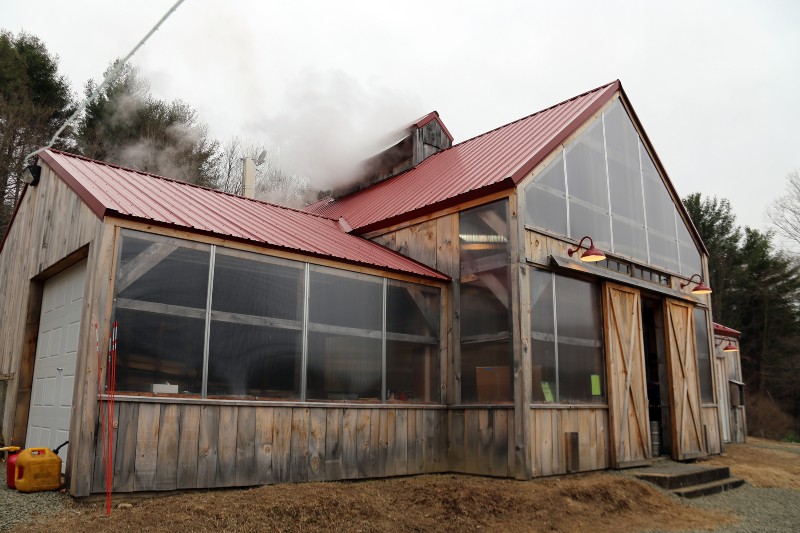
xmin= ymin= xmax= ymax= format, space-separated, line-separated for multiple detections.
xmin=316 ymin=80 xmax=620 ymax=207
xmin=43 ymin=148 xmax=339 ymax=222
xmin=450 ymin=79 xmax=620 ymax=148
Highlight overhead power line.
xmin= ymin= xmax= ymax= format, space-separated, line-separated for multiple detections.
xmin=24 ymin=0 xmax=187 ymax=165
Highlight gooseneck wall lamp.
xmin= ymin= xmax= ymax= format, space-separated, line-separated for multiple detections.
xmin=715 ymin=336 xmax=738 ymax=352
xmin=680 ymin=273 xmax=712 ymax=295
xmin=567 ymin=235 xmax=606 ymax=262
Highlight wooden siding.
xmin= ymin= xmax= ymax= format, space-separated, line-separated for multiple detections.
xmin=0 ymin=164 xmax=112 ymax=498
xmin=91 ymin=402 xmax=449 ymax=493
xmin=446 ymin=408 xmax=514 ymax=477
xmin=702 ymin=405 xmax=721 ymax=455
xmin=530 ymin=408 xmax=609 ymax=476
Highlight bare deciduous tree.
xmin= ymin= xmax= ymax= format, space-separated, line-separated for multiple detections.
xmin=215 ymin=136 xmax=311 ymax=207
xmin=768 ymin=169 xmax=800 ymax=249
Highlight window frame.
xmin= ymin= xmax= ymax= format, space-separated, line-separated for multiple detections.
xmin=110 ymin=228 xmax=443 ymax=405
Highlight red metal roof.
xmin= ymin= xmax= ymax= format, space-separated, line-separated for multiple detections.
xmin=36 ymin=149 xmax=448 ymax=281
xmin=713 ymin=323 xmax=741 ymax=339
xmin=305 ymin=81 xmax=621 ymax=232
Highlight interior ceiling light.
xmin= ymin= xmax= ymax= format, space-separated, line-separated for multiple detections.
xmin=680 ymin=273 xmax=712 ymax=295
xmin=567 ymin=235 xmax=606 ymax=262
xmin=716 ymin=336 xmax=738 ymax=352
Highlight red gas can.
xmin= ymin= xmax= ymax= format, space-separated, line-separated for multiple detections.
xmin=4 ymin=447 xmax=21 ymax=489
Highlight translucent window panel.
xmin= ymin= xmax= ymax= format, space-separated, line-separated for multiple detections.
xmin=306 ymin=333 xmax=381 ymax=400
xmin=648 ymin=232 xmax=681 ymax=273
xmin=309 ymin=267 xmax=382 ymax=331
xmin=565 ymin=118 xmax=608 ymax=209
xmin=693 ymin=308 xmax=714 ymax=403
xmin=532 ymin=152 xmax=566 ymax=192
xmin=612 ymin=216 xmax=648 ymax=260
xmin=525 ymin=186 xmax=568 ymax=236
xmin=386 ymin=341 xmax=439 ymax=403
xmin=113 ymin=230 xmax=210 ymax=394
xmin=116 ymin=231 xmax=210 ymax=309
xmin=459 ymin=200 xmax=510 ymax=261
xmin=555 ymin=276 xmax=604 ymax=403
xmin=605 ymin=101 xmax=645 ymax=223
xmin=387 ymin=281 xmax=439 ymax=337
xmin=568 ymin=199 xmax=611 ymax=250
xmin=212 ymin=249 xmax=304 ymax=321
xmin=525 ymin=153 xmax=568 ymax=235
xmin=386 ymin=280 xmax=440 ymax=403
xmin=460 ymin=280 xmax=511 ymax=336
xmin=460 ymin=341 xmax=513 ymax=403
xmin=641 ymin=145 xmax=676 ymax=237
xmin=677 ymin=211 xmax=703 ymax=276
xmin=114 ymin=308 xmax=205 ymax=394
xmin=530 ymin=269 xmax=556 ymax=402
xmin=207 ymin=322 xmax=301 ymax=398
xmin=558 ymin=345 xmax=605 ymax=403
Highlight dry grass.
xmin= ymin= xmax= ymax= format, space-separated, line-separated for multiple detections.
xmin=704 ymin=437 xmax=800 ymax=489
xmin=14 ymin=472 xmax=732 ymax=533
xmin=20 ymin=438 xmax=800 ymax=533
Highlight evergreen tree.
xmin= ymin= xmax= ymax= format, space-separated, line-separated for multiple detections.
xmin=75 ymin=61 xmax=219 ymax=188
xmin=0 ymin=31 xmax=74 ymax=234
xmin=682 ymin=193 xmax=742 ymax=325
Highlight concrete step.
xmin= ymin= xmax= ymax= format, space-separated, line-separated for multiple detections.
xmin=672 ymin=477 xmax=746 ymax=498
xmin=635 ymin=465 xmax=731 ymax=490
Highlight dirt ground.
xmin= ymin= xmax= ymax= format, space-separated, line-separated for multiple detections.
xmin=14 ymin=438 xmax=799 ymax=533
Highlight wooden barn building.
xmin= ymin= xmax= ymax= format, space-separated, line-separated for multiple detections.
xmin=0 ymin=80 xmax=739 ymax=497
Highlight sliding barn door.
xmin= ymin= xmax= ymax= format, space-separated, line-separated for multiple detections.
xmin=603 ymin=282 xmax=651 ymax=468
xmin=664 ymin=299 xmax=706 ymax=460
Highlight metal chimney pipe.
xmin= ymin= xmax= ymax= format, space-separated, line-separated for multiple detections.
xmin=242 ymin=157 xmax=256 ymax=199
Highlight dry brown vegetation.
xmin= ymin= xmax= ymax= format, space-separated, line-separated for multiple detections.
xmin=15 ymin=472 xmax=732 ymax=533
xmin=16 ymin=438 xmax=800 ymax=533
xmin=704 ymin=437 xmax=800 ymax=489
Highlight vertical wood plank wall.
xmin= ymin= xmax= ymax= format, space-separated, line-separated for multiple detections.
xmin=702 ymin=406 xmax=721 ymax=455
xmin=446 ymin=408 xmax=515 ymax=477
xmin=0 ymin=164 xmax=111 ymax=499
xmin=92 ymin=403 xmax=449 ymax=493
xmin=529 ymin=408 xmax=610 ymax=476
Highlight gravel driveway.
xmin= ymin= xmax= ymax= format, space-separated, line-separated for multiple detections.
xmin=0 ymin=465 xmax=69 ymax=530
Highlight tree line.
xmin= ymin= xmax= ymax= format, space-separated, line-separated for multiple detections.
xmin=684 ymin=192 xmax=800 ymax=438
xmin=0 ymin=30 xmax=309 ymax=236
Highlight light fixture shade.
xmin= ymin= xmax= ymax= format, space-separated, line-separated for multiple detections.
xmin=568 ymin=235 xmax=606 ymax=263
xmin=580 ymin=246 xmax=606 ymax=262
xmin=691 ymin=281 xmax=712 ymax=295
xmin=723 ymin=341 xmax=738 ymax=352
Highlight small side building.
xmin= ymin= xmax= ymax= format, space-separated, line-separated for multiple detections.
xmin=713 ymin=323 xmax=746 ymax=443
xmin=0 ymin=80 xmax=729 ymax=496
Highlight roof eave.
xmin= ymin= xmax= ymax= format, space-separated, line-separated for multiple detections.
xmin=39 ymin=150 xmax=108 ymax=220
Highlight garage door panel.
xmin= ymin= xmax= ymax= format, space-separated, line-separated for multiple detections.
xmin=27 ymin=260 xmax=86 ymax=470
xmin=60 ymin=374 xmax=74 ymax=407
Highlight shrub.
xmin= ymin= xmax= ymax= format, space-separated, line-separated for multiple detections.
xmin=746 ymin=392 xmax=796 ymax=440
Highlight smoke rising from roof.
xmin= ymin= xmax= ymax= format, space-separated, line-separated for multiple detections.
xmin=251 ymin=69 xmax=425 ymax=193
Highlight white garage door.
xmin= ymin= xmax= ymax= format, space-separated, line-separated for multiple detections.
xmin=26 ymin=260 xmax=86 ymax=468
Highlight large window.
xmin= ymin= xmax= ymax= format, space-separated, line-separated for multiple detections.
xmin=459 ymin=200 xmax=513 ymax=403
xmin=694 ymin=308 xmax=714 ymax=403
xmin=112 ymin=230 xmax=441 ymax=403
xmin=524 ymin=98 xmax=703 ymax=279
xmin=530 ymin=269 xmax=605 ymax=404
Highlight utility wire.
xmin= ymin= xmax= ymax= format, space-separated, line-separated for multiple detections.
xmin=24 ymin=0 xmax=187 ymax=165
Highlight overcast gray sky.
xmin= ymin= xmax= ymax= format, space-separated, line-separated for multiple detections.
xmin=2 ymin=0 xmax=797 ymax=237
